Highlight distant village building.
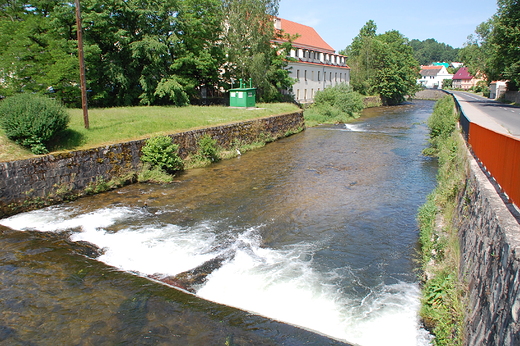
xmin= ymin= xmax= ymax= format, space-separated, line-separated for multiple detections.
xmin=452 ymin=67 xmax=483 ymax=90
xmin=274 ymin=18 xmax=350 ymax=103
xmin=489 ymin=80 xmax=508 ymax=99
xmin=418 ymin=65 xmax=453 ymax=89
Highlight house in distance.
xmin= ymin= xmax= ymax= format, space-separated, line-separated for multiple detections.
xmin=274 ymin=18 xmax=350 ymax=103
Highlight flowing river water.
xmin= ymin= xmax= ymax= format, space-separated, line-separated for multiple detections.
xmin=1 ymin=100 xmax=438 ymax=345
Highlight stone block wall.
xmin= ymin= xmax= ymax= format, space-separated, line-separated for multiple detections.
xmin=456 ymin=153 xmax=520 ymax=345
xmin=0 ymin=111 xmax=304 ymax=217
xmin=505 ymin=91 xmax=520 ymax=104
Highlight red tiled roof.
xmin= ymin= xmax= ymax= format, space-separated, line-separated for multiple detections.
xmin=453 ymin=67 xmax=473 ymax=80
xmin=277 ymin=18 xmax=335 ymax=53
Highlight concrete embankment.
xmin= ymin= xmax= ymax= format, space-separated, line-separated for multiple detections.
xmin=0 ymin=111 xmax=304 ymax=217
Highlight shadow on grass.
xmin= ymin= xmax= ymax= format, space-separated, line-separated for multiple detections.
xmin=48 ymin=129 xmax=86 ymax=152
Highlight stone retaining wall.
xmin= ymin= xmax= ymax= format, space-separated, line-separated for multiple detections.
xmin=0 ymin=111 xmax=304 ymax=217
xmin=505 ymin=91 xmax=520 ymax=104
xmin=456 ymin=150 xmax=520 ymax=345
xmin=414 ymin=89 xmax=449 ymax=100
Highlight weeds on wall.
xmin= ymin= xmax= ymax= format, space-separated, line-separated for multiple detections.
xmin=418 ymin=95 xmax=467 ymax=346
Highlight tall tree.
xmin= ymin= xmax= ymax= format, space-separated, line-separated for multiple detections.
xmin=220 ymin=0 xmax=293 ymax=101
xmin=460 ymin=0 xmax=520 ymax=89
xmin=0 ymin=1 xmax=80 ymax=104
xmin=491 ymin=0 xmax=520 ymax=89
xmin=341 ymin=21 xmax=419 ymax=105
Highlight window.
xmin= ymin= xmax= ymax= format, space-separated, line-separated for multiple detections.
xmin=304 ymin=89 xmax=307 ymax=100
xmin=311 ymin=71 xmax=314 ymax=81
xmin=305 ymin=70 xmax=307 ymax=81
xmin=297 ymin=70 xmax=300 ymax=80
xmin=297 ymin=89 xmax=300 ymax=100
xmin=318 ymin=71 xmax=321 ymax=81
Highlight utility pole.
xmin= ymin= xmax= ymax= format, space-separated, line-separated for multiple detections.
xmin=75 ymin=0 xmax=89 ymax=129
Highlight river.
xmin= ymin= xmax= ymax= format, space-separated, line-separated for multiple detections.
xmin=0 ymin=100 xmax=438 ymax=345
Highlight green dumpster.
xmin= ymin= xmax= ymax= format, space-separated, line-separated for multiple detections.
xmin=229 ymin=78 xmax=256 ymax=108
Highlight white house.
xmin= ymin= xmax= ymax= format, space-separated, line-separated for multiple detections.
xmin=418 ymin=65 xmax=453 ymax=89
xmin=489 ymin=80 xmax=507 ymax=99
xmin=273 ymin=18 xmax=350 ymax=103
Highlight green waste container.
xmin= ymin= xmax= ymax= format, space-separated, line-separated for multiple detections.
xmin=229 ymin=78 xmax=256 ymax=108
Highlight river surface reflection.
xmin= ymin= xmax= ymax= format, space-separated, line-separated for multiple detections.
xmin=1 ymin=101 xmax=438 ymax=345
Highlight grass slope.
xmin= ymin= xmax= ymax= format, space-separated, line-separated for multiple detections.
xmin=0 ymin=103 xmax=299 ymax=162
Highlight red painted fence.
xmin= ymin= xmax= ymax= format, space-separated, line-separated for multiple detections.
xmin=468 ymin=123 xmax=520 ymax=208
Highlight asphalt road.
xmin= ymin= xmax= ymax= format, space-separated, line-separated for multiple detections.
xmin=450 ymin=90 xmax=520 ymax=138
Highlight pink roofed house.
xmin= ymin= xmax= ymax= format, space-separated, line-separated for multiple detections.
xmin=452 ymin=67 xmax=483 ymax=90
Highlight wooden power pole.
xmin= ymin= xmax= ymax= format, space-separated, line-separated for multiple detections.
xmin=75 ymin=0 xmax=89 ymax=129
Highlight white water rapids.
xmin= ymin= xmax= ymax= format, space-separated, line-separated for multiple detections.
xmin=1 ymin=205 xmax=433 ymax=346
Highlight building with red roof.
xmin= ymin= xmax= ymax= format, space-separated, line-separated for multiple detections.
xmin=273 ymin=18 xmax=350 ymax=103
xmin=452 ymin=67 xmax=483 ymax=90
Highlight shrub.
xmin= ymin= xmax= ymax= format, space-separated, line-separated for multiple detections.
xmin=313 ymin=83 xmax=365 ymax=118
xmin=0 ymin=93 xmax=70 ymax=154
xmin=197 ymin=134 xmax=220 ymax=162
xmin=140 ymin=135 xmax=184 ymax=173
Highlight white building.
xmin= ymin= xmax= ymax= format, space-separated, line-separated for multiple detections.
xmin=274 ymin=18 xmax=350 ymax=103
xmin=418 ymin=65 xmax=453 ymax=89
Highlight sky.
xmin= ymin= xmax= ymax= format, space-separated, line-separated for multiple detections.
xmin=278 ymin=0 xmax=499 ymax=53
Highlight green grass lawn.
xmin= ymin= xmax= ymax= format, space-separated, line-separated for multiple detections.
xmin=0 ymin=103 xmax=300 ymax=162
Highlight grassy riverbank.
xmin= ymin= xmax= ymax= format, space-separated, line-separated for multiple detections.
xmin=0 ymin=103 xmax=300 ymax=162
xmin=418 ymin=96 xmax=468 ymax=345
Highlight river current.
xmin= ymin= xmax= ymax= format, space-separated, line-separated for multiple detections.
xmin=1 ymin=101 xmax=438 ymax=345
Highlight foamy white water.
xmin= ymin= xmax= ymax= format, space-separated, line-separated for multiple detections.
xmin=1 ymin=206 xmax=432 ymax=346
xmin=344 ymin=123 xmax=366 ymax=132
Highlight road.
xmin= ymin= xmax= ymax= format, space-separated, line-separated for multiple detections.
xmin=450 ymin=90 xmax=520 ymax=138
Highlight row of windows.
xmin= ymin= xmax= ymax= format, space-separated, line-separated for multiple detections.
xmin=295 ymin=88 xmax=320 ymax=100
xmin=295 ymin=70 xmax=346 ymax=83
xmin=291 ymin=49 xmax=347 ymax=66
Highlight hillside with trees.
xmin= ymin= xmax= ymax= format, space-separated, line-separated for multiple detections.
xmin=409 ymin=38 xmax=460 ymax=66
xmin=0 ymin=0 xmax=294 ymax=107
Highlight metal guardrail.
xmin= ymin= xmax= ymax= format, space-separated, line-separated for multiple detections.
xmin=452 ymin=95 xmax=520 ymax=208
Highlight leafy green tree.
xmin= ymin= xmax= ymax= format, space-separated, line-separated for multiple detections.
xmin=460 ymin=0 xmax=520 ymax=90
xmin=342 ymin=21 xmax=420 ymax=105
xmin=0 ymin=1 xmax=80 ymax=104
xmin=170 ymin=0 xmax=225 ymax=102
xmin=220 ymin=0 xmax=293 ymax=102
xmin=458 ymin=18 xmax=497 ymax=84
xmin=491 ymin=0 xmax=520 ymax=89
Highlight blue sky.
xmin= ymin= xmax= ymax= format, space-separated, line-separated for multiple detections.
xmin=278 ymin=0 xmax=498 ymax=52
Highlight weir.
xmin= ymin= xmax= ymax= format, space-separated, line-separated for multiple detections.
xmin=0 ymin=101 xmax=438 ymax=345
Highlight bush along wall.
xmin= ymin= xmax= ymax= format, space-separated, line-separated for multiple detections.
xmin=0 ymin=111 xmax=304 ymax=217
xmin=418 ymin=96 xmax=468 ymax=346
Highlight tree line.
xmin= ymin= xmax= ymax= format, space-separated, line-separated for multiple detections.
xmin=0 ymin=0 xmax=294 ymax=108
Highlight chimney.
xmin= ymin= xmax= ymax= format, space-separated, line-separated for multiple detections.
xmin=274 ymin=17 xmax=282 ymax=30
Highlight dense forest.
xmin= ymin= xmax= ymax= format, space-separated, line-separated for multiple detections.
xmin=408 ymin=38 xmax=459 ymax=66
xmin=0 ymin=0 xmax=294 ymax=107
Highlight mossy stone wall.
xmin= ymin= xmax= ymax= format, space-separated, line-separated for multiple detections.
xmin=0 ymin=111 xmax=304 ymax=217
